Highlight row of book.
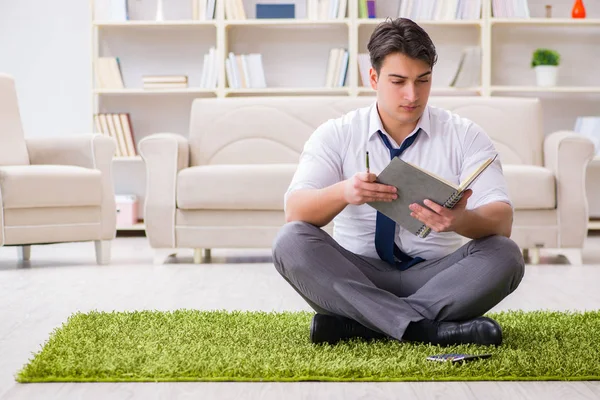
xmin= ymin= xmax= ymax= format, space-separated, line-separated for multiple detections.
xmin=94 ymin=113 xmax=137 ymax=157
xmin=358 ymin=0 xmax=376 ymax=19
xmin=95 ymin=0 xmax=217 ymax=21
xmin=194 ymin=0 xmax=217 ymax=20
xmin=396 ymin=0 xmax=482 ymax=20
xmin=308 ymin=0 xmax=348 ymax=20
xmin=492 ymin=0 xmax=530 ymax=18
xmin=325 ymin=48 xmax=349 ymax=88
xmin=201 ymin=47 xmax=219 ymax=89
xmin=225 ymin=0 xmax=246 ymax=19
xmin=226 ymin=53 xmax=267 ymax=89
xmin=96 ymin=0 xmax=531 ymax=23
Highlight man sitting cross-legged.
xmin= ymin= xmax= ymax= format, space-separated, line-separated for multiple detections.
xmin=272 ymin=18 xmax=525 ymax=346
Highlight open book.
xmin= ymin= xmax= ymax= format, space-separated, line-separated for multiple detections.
xmin=367 ymin=154 xmax=498 ymax=238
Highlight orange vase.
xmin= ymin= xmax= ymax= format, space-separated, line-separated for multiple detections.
xmin=572 ymin=0 xmax=586 ymax=18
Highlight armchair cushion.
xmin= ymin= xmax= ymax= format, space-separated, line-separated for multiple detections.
xmin=0 ymin=165 xmax=102 ymax=209
xmin=503 ymin=165 xmax=555 ymax=210
xmin=177 ymin=164 xmax=297 ymax=210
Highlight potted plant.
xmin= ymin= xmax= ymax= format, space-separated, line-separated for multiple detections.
xmin=531 ymin=48 xmax=560 ymax=87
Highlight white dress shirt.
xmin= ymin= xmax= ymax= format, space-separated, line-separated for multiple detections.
xmin=284 ymin=101 xmax=512 ymax=261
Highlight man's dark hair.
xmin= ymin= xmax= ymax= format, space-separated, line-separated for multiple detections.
xmin=367 ymin=18 xmax=438 ymax=75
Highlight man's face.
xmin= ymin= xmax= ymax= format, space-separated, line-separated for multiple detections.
xmin=369 ymin=52 xmax=432 ymax=127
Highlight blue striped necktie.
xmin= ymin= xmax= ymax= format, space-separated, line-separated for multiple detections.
xmin=374 ymin=130 xmax=426 ymax=270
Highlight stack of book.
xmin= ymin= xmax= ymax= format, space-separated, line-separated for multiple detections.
xmin=142 ymin=75 xmax=188 ymax=90
xmin=226 ymin=53 xmax=267 ymax=89
xmin=325 ymin=48 xmax=349 ymax=88
xmin=94 ymin=113 xmax=137 ymax=157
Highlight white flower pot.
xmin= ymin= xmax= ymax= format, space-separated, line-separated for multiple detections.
xmin=534 ymin=66 xmax=558 ymax=87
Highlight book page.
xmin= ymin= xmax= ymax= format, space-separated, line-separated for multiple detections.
xmin=404 ymin=161 xmax=458 ymax=190
xmin=458 ymin=154 xmax=498 ymax=192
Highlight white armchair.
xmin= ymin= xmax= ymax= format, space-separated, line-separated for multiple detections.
xmin=0 ymin=73 xmax=117 ymax=264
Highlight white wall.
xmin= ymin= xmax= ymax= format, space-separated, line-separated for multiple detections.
xmin=0 ymin=0 xmax=92 ymax=137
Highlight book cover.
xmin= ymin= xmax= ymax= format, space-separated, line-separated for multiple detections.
xmin=367 ymin=155 xmax=497 ymax=238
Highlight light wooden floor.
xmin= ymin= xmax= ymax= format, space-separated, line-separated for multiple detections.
xmin=1 ymin=235 xmax=600 ymax=400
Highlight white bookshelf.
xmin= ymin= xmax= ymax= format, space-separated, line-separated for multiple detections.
xmin=90 ymin=0 xmax=600 ymax=231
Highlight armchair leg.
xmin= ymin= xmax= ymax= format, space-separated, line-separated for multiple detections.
xmin=18 ymin=245 xmax=31 ymax=262
xmin=530 ymin=248 xmax=540 ymax=265
xmin=94 ymin=240 xmax=111 ymax=265
xmin=193 ymin=248 xmax=211 ymax=264
xmin=523 ymin=248 xmax=540 ymax=265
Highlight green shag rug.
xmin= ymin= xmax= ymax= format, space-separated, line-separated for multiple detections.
xmin=16 ymin=310 xmax=600 ymax=383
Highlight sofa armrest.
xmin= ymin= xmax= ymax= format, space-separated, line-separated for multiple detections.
xmin=25 ymin=133 xmax=117 ymax=240
xmin=543 ymin=130 xmax=595 ymax=248
xmin=139 ymin=133 xmax=189 ymax=248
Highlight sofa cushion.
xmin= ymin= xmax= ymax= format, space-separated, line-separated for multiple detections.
xmin=0 ymin=165 xmax=102 ymax=209
xmin=177 ymin=164 xmax=297 ymax=210
xmin=503 ymin=165 xmax=555 ymax=210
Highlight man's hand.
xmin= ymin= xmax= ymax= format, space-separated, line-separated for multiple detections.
xmin=409 ymin=189 xmax=473 ymax=233
xmin=343 ymin=172 xmax=398 ymax=205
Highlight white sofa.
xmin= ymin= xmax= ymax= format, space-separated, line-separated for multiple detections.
xmin=139 ymin=96 xmax=595 ymax=264
xmin=0 ymin=73 xmax=117 ymax=264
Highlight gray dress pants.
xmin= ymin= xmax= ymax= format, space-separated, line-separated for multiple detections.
xmin=272 ymin=221 xmax=525 ymax=341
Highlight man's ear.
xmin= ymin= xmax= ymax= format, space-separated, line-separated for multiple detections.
xmin=369 ymin=67 xmax=378 ymax=90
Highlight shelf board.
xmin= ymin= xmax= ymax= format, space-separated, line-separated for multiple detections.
xmin=94 ymin=88 xmax=217 ymax=95
xmin=94 ymin=20 xmax=217 ymax=27
xmin=491 ymin=18 xmax=600 ymax=26
xmin=357 ymin=86 xmax=482 ymax=95
xmin=225 ymin=19 xmax=349 ymax=27
xmin=491 ymin=86 xmax=600 ymax=94
xmin=224 ymin=87 xmax=350 ymax=95
xmin=117 ymin=222 xmax=145 ymax=231
xmin=357 ymin=18 xmax=483 ymax=26
xmin=113 ymin=156 xmax=142 ymax=162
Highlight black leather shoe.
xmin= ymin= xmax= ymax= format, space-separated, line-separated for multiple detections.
xmin=310 ymin=314 xmax=389 ymax=345
xmin=435 ymin=316 xmax=502 ymax=346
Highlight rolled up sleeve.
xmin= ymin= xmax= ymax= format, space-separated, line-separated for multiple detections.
xmin=284 ymin=120 xmax=343 ymax=212
xmin=460 ymin=123 xmax=513 ymax=210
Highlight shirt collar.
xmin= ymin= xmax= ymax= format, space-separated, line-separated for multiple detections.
xmin=367 ymin=102 xmax=431 ymax=144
